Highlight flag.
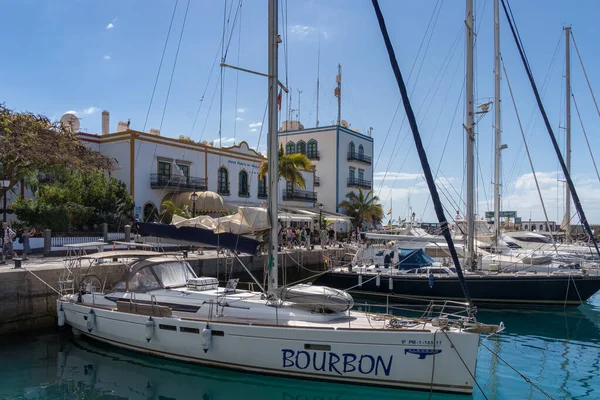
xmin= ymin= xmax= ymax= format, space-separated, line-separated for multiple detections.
xmin=277 ymin=89 xmax=282 ymax=110
xmin=387 ymin=209 xmax=392 ymax=215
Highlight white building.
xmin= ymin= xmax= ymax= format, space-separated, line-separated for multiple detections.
xmin=278 ymin=121 xmax=374 ymax=213
xmin=79 ymin=123 xmax=315 ymax=222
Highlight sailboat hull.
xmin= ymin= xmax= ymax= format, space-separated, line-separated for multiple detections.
xmin=313 ymin=272 xmax=600 ymax=308
xmin=59 ymin=300 xmax=479 ymax=394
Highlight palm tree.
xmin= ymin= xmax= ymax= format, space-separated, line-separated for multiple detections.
xmin=259 ymin=144 xmax=312 ymax=189
xmin=338 ymin=187 xmax=384 ymax=229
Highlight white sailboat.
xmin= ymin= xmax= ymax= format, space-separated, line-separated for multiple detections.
xmin=56 ymin=1 xmax=500 ymax=394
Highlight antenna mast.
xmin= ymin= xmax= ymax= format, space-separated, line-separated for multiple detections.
xmin=335 ymin=64 xmax=342 ymax=125
xmin=316 ymin=31 xmax=321 ymax=127
xmin=297 ymin=89 xmax=302 ymax=121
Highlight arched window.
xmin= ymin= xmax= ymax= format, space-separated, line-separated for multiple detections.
xmin=239 ymin=170 xmax=249 ymax=197
xmin=539 ymin=224 xmax=544 ymax=231
xmin=307 ymin=139 xmax=318 ymax=159
xmin=218 ymin=167 xmax=229 ymax=195
xmin=286 ymin=141 xmax=295 ymax=155
xmin=524 ymin=224 xmax=529 ymax=231
xmin=348 ymin=141 xmax=355 ymax=156
xmin=358 ymin=144 xmax=364 ymax=156
xmin=258 ymin=175 xmax=267 ymax=198
xmin=143 ymin=203 xmax=158 ymax=222
xmin=296 ymin=140 xmax=306 ymax=155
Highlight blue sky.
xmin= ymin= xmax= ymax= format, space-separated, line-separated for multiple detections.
xmin=2 ymin=0 xmax=600 ymax=223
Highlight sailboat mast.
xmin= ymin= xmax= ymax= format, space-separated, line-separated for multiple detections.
xmin=267 ymin=0 xmax=279 ymax=294
xmin=564 ymin=26 xmax=572 ymax=244
xmin=465 ymin=0 xmax=476 ymax=269
xmin=493 ymin=0 xmax=502 ymax=249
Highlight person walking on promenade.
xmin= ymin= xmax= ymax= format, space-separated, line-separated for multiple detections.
xmin=2 ymin=222 xmax=17 ymax=260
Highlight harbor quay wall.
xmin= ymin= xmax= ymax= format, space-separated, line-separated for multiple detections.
xmin=0 ymin=248 xmax=335 ymax=336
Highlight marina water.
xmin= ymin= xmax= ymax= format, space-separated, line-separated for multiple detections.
xmin=1 ymin=293 xmax=598 ymax=400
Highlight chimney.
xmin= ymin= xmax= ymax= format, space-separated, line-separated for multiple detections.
xmin=102 ymin=110 xmax=109 ymax=135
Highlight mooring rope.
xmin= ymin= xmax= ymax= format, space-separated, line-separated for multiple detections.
xmin=441 ymin=329 xmax=488 ymax=399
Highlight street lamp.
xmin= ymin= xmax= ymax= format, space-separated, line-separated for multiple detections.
xmin=318 ymin=203 xmax=324 ymax=231
xmin=190 ymin=191 xmax=199 ymax=217
xmin=1 ymin=178 xmax=10 ymax=223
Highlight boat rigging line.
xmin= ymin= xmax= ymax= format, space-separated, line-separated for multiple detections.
xmin=159 ymin=0 xmax=191 ymax=133
xmin=143 ymin=0 xmax=179 ymax=132
xmin=479 ymin=340 xmax=556 ymax=400
xmin=500 ymin=0 xmax=600 ymax=258
xmin=371 ymin=0 xmax=473 ymax=307
xmin=374 ymin=0 xmax=446 ymax=180
xmin=572 ymin=93 xmax=600 ymax=185
xmin=501 ymin=57 xmax=559 ymax=255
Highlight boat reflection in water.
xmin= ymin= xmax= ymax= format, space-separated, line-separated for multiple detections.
xmin=54 ymin=338 xmax=464 ymax=400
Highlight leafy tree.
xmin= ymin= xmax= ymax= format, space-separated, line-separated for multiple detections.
xmin=338 ymin=187 xmax=384 ymax=228
xmin=13 ymin=171 xmax=133 ymax=231
xmin=259 ymin=144 xmax=312 ymax=189
xmin=160 ymin=200 xmax=191 ymax=224
xmin=0 ymin=104 xmax=114 ymax=202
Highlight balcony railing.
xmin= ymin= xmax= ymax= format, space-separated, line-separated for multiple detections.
xmin=283 ymin=189 xmax=317 ymax=202
xmin=307 ymin=151 xmax=320 ymax=160
xmin=150 ymin=174 xmax=207 ymax=191
xmin=257 ymin=191 xmax=268 ymax=199
xmin=347 ymin=151 xmax=372 ymax=164
xmin=314 ymin=176 xmax=320 ymax=186
xmin=347 ymin=177 xmax=372 ymax=189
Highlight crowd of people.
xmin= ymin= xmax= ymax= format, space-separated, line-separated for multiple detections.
xmin=279 ymin=225 xmax=364 ymax=250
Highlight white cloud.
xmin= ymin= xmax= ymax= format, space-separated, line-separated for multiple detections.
xmin=103 ymin=55 xmax=111 ymax=60
xmin=250 ymin=128 xmax=258 ymax=132
xmin=106 ymin=23 xmax=114 ymax=30
xmin=213 ymin=137 xmax=235 ymax=145
xmin=249 ymin=122 xmax=263 ymax=129
xmin=494 ymin=171 xmax=600 ymax=222
xmin=290 ymin=25 xmax=315 ymax=36
xmin=237 ymin=108 xmax=246 ymax=113
xmin=235 ymin=117 xmax=244 ymax=121
xmin=289 ymin=25 xmax=328 ymax=40
xmin=83 ymin=107 xmax=99 ymax=115
xmin=374 ymin=171 xmax=423 ymax=181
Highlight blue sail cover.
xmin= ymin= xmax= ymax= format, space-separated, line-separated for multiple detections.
xmin=397 ymin=248 xmax=434 ymax=270
xmin=135 ymin=222 xmax=261 ymax=255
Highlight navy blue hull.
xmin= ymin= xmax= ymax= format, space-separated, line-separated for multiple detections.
xmin=135 ymin=222 xmax=261 ymax=255
xmin=312 ymin=272 xmax=600 ymax=308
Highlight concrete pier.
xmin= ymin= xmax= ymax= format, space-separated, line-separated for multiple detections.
xmin=0 ymin=246 xmax=349 ymax=335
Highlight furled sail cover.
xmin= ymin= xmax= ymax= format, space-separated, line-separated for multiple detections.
xmin=171 ymin=206 xmax=270 ymax=235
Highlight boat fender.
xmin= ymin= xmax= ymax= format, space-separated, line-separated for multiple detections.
xmin=376 ymin=274 xmax=381 ymax=287
xmin=201 ymin=324 xmax=212 ymax=353
xmin=145 ymin=316 xmax=154 ymax=342
xmin=57 ymin=304 xmax=65 ymax=327
xmin=85 ymin=282 xmax=93 ymax=293
xmin=428 ymin=273 xmax=435 ymax=288
xmin=388 ymin=277 xmax=393 ymax=291
xmin=86 ymin=309 xmax=95 ymax=332
xmin=358 ymin=274 xmax=363 ymax=287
